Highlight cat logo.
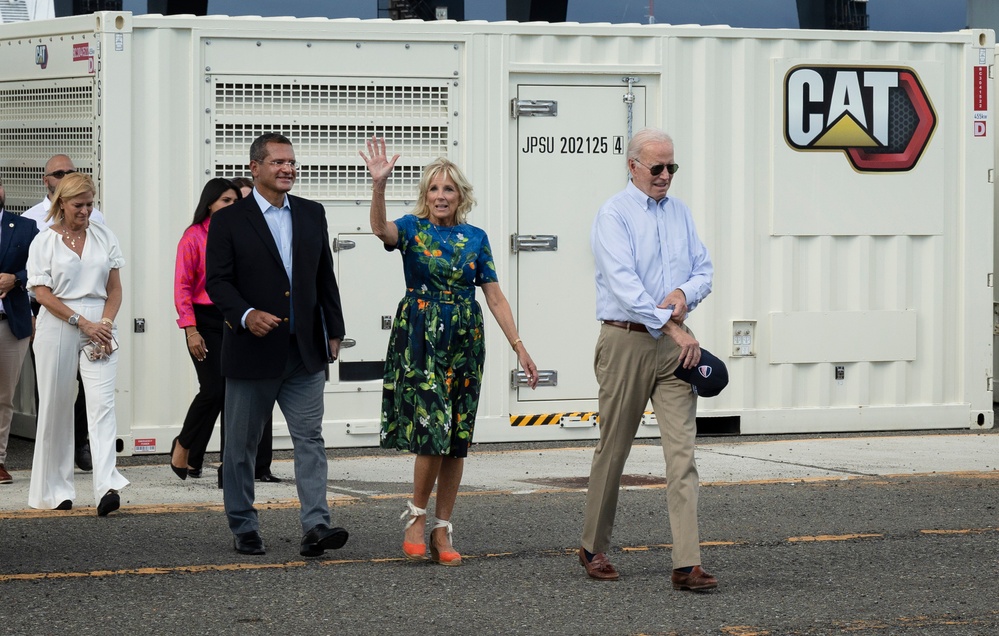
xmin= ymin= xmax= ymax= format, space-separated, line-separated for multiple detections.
xmin=784 ymin=66 xmax=936 ymax=172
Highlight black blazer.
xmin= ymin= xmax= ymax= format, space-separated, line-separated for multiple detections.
xmin=0 ymin=209 xmax=39 ymax=340
xmin=205 ymin=194 xmax=345 ymax=380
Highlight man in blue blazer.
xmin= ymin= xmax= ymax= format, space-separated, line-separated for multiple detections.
xmin=0 ymin=176 xmax=39 ymax=484
xmin=206 ymin=133 xmax=347 ymax=557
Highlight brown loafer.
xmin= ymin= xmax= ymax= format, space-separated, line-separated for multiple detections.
xmin=671 ymin=565 xmax=718 ymax=591
xmin=578 ymin=548 xmax=619 ymax=581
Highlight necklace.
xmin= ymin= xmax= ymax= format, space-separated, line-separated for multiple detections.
xmin=429 ymin=221 xmax=456 ymax=247
xmin=57 ymin=223 xmax=87 ymax=249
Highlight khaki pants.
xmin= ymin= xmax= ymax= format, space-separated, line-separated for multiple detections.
xmin=581 ymin=323 xmax=701 ymax=569
xmin=0 ymin=319 xmax=30 ymax=465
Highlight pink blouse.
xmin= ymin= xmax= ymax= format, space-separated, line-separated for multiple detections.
xmin=174 ymin=218 xmax=212 ymax=328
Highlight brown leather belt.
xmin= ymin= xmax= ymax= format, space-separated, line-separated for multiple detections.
xmin=603 ymin=320 xmax=646 ymax=332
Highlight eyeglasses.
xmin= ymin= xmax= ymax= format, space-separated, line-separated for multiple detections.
xmin=45 ymin=169 xmax=77 ymax=179
xmin=633 ymin=159 xmax=679 ymax=176
xmin=260 ymin=160 xmax=298 ymax=168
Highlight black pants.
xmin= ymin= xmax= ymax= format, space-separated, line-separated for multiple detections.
xmin=178 ymin=305 xmax=272 ymax=472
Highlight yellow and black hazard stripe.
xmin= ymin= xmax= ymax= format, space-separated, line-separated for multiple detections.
xmin=509 ymin=412 xmax=599 ymax=427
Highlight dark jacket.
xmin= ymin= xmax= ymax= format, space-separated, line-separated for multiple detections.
xmin=0 ymin=209 xmax=39 ymax=340
xmin=205 ymin=194 xmax=345 ymax=379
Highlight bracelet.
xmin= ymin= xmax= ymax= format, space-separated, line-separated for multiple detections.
xmin=511 ymin=338 xmax=522 ymax=351
xmin=186 ymin=332 xmax=201 ymax=340
xmin=100 ymin=318 xmax=114 ymax=327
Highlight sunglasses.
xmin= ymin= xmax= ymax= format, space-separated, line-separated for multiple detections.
xmin=633 ymin=159 xmax=679 ymax=176
xmin=45 ymin=169 xmax=77 ymax=179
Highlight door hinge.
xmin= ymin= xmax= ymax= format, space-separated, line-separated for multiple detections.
xmin=511 ymin=234 xmax=558 ymax=253
xmin=511 ymin=99 xmax=558 ymax=118
xmin=331 ymin=238 xmax=356 ymax=252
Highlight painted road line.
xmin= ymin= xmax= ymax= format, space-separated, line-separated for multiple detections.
xmin=2 ymin=531 xmax=982 ymax=584
xmin=787 ymin=533 xmax=883 ymax=542
xmin=0 ymin=496 xmax=360 ymax=521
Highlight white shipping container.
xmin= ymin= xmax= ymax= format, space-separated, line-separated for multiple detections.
xmin=0 ymin=13 xmax=992 ymax=456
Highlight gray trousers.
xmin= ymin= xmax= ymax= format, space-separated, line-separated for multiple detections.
xmin=581 ymin=323 xmax=702 ymax=569
xmin=222 ymin=341 xmax=330 ymax=535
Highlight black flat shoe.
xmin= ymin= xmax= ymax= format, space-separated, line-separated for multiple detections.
xmin=187 ymin=467 xmax=202 ymax=479
xmin=75 ymin=443 xmax=93 ymax=472
xmin=217 ymin=465 xmax=223 ymax=489
xmin=169 ymin=437 xmax=188 ymax=480
xmin=234 ymin=530 xmax=266 ymax=555
xmin=256 ymin=473 xmax=281 ymax=483
xmin=97 ymin=490 xmax=120 ymax=517
xmin=300 ymin=524 xmax=349 ymax=557
xmin=55 ymin=500 xmax=72 ymax=511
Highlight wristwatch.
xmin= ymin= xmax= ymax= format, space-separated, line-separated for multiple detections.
xmin=68 ymin=313 xmax=81 ymax=326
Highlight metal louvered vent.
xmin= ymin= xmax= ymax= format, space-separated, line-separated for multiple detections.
xmin=0 ymin=79 xmax=95 ymax=212
xmin=210 ymin=79 xmax=453 ymax=202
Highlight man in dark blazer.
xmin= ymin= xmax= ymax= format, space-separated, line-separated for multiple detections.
xmin=0 ymin=176 xmax=39 ymax=484
xmin=206 ymin=132 xmax=347 ymax=556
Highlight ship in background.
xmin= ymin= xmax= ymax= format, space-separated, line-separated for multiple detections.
xmin=0 ymin=0 xmax=54 ymax=22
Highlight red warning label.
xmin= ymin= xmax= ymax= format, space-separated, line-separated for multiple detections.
xmin=974 ymin=66 xmax=988 ymax=111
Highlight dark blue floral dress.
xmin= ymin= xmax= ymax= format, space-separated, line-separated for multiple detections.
xmin=380 ymin=214 xmax=497 ymax=457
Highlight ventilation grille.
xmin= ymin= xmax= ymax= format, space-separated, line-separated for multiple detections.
xmin=0 ymin=80 xmax=95 ymax=212
xmin=0 ymin=0 xmax=30 ymax=23
xmin=214 ymin=83 xmax=450 ymax=119
xmin=0 ymin=84 xmax=93 ymax=120
xmin=211 ymin=79 xmax=453 ymax=202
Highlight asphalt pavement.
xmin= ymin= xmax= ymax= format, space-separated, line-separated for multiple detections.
xmin=0 ymin=428 xmax=997 ymax=635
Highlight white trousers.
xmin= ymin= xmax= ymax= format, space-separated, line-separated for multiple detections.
xmin=28 ymin=298 xmax=128 ymax=509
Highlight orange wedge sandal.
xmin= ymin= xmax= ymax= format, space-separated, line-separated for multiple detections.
xmin=429 ymin=518 xmax=462 ymax=566
xmin=400 ymin=501 xmax=428 ymax=561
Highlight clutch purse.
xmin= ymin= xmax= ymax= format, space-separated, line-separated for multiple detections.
xmin=84 ymin=336 xmax=118 ymax=361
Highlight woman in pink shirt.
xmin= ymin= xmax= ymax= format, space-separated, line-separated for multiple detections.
xmin=170 ymin=178 xmax=240 ymax=479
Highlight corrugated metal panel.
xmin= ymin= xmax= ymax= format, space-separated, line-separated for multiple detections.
xmin=0 ymin=14 xmax=990 ymax=451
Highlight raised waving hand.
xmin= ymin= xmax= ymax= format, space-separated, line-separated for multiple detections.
xmin=360 ymin=136 xmax=401 ymax=245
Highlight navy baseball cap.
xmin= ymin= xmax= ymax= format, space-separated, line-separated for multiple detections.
xmin=673 ymin=348 xmax=728 ymax=398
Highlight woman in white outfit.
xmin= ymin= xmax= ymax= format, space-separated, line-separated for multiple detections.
xmin=27 ymin=172 xmax=128 ymax=515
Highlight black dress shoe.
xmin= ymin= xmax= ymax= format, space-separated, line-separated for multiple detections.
xmin=75 ymin=443 xmax=93 ymax=472
xmin=217 ymin=465 xmax=223 ymax=489
xmin=187 ymin=467 xmax=202 ymax=479
xmin=256 ymin=473 xmax=281 ymax=483
xmin=97 ymin=490 xmax=120 ymax=517
xmin=300 ymin=524 xmax=349 ymax=557
xmin=168 ymin=437 xmax=188 ymax=480
xmin=234 ymin=530 xmax=266 ymax=555
xmin=56 ymin=500 xmax=73 ymax=511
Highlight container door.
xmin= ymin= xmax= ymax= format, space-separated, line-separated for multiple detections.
xmin=335 ymin=232 xmax=407 ymax=384
xmin=514 ymin=83 xmax=646 ymax=402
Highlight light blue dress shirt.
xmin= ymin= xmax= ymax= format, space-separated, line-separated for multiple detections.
xmin=241 ymin=188 xmax=294 ymax=329
xmin=592 ymin=180 xmax=713 ymax=338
